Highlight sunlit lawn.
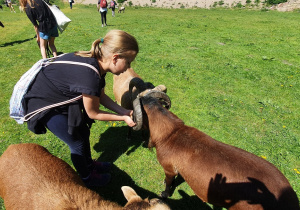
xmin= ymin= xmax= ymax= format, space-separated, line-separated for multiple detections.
xmin=0 ymin=4 xmax=299 ymax=209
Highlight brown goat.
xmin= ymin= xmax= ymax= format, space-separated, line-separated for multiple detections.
xmin=0 ymin=143 xmax=170 ymax=210
xmin=139 ymin=96 xmax=300 ymax=210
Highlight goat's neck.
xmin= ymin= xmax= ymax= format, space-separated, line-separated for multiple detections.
xmin=147 ymin=109 xmax=183 ymax=147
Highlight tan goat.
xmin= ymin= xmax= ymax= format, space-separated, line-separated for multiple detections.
xmin=136 ymin=96 xmax=300 ymax=210
xmin=113 ymin=68 xmax=167 ymax=110
xmin=0 ymin=143 xmax=170 ymax=210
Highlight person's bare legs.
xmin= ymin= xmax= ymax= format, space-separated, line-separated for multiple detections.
xmin=48 ymin=37 xmax=57 ymax=57
xmin=39 ymin=38 xmax=48 ymax=59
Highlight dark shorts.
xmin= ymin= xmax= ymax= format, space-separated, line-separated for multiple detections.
xmin=39 ymin=25 xmax=59 ymax=40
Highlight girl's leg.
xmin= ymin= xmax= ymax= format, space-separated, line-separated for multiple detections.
xmin=39 ymin=38 xmax=48 ymax=59
xmin=103 ymin=11 xmax=107 ymax=25
xmin=48 ymin=37 xmax=57 ymax=57
xmin=41 ymin=111 xmax=92 ymax=178
xmin=100 ymin=11 xmax=104 ymax=26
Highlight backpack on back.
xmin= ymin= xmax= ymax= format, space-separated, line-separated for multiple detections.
xmin=10 ymin=58 xmax=50 ymax=124
xmin=100 ymin=0 xmax=107 ymax=8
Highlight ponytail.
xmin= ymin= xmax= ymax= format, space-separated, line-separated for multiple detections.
xmin=75 ymin=30 xmax=139 ymax=60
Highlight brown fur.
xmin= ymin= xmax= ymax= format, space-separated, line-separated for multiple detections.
xmin=141 ymin=96 xmax=300 ymax=210
xmin=0 ymin=143 xmax=170 ymax=210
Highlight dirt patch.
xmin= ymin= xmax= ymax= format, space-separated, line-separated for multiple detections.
xmin=270 ymin=0 xmax=300 ymax=11
xmin=76 ymin=0 xmax=300 ymax=10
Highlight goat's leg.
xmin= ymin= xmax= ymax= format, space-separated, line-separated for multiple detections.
xmin=161 ymin=171 xmax=176 ymax=198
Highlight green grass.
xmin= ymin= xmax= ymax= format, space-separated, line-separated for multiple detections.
xmin=0 ymin=4 xmax=299 ymax=209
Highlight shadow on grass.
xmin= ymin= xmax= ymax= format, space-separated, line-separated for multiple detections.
xmin=0 ymin=37 xmax=35 ymax=47
xmin=92 ymin=126 xmax=213 ymax=210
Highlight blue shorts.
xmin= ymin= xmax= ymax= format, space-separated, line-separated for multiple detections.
xmin=39 ymin=26 xmax=59 ymax=40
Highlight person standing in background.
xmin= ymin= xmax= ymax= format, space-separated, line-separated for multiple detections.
xmin=98 ymin=0 xmax=107 ymax=27
xmin=110 ymin=0 xmax=117 ymax=17
xmin=69 ymin=0 xmax=74 ymax=9
xmin=7 ymin=0 xmax=16 ymax=13
xmin=19 ymin=0 xmax=58 ymax=58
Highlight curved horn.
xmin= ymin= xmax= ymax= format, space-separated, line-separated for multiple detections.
xmin=129 ymin=77 xmax=147 ymax=102
xmin=132 ymin=97 xmax=143 ymax=131
xmin=144 ymin=91 xmax=171 ymax=110
xmin=153 ymin=85 xmax=167 ymax=93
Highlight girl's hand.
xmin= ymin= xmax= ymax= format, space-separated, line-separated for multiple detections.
xmin=124 ymin=115 xmax=136 ymax=127
xmin=123 ymin=110 xmax=133 ymax=117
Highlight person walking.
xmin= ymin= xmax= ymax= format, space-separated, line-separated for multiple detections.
xmin=110 ymin=0 xmax=117 ymax=17
xmin=98 ymin=0 xmax=107 ymax=27
xmin=7 ymin=0 xmax=16 ymax=13
xmin=69 ymin=0 xmax=74 ymax=9
xmin=23 ymin=30 xmax=139 ymax=187
xmin=19 ymin=0 xmax=58 ymax=59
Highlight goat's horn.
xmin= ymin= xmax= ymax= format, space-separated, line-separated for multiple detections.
xmin=154 ymin=85 xmax=167 ymax=93
xmin=132 ymin=97 xmax=143 ymax=131
xmin=144 ymin=91 xmax=171 ymax=109
xmin=139 ymin=85 xmax=168 ymax=98
xmin=129 ymin=77 xmax=146 ymax=102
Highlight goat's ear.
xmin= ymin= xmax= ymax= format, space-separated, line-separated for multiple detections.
xmin=121 ymin=186 xmax=142 ymax=201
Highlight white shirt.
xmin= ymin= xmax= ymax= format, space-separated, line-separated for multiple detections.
xmin=99 ymin=7 xmax=107 ymax=12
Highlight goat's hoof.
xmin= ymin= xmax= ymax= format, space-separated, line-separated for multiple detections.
xmin=160 ymin=191 xmax=169 ymax=199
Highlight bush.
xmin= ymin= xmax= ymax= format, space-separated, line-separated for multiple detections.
xmin=235 ymin=2 xmax=243 ymax=7
xmin=266 ymin=0 xmax=287 ymax=4
xmin=218 ymin=0 xmax=224 ymax=5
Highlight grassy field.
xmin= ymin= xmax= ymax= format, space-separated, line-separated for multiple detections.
xmin=0 ymin=4 xmax=299 ymax=209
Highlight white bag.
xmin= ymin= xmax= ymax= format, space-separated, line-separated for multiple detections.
xmin=43 ymin=0 xmax=71 ymax=33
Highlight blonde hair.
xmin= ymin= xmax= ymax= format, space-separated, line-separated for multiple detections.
xmin=19 ymin=0 xmax=34 ymax=8
xmin=75 ymin=30 xmax=139 ymax=60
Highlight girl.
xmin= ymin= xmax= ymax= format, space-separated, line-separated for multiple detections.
xmin=98 ymin=0 xmax=108 ymax=27
xmin=19 ymin=0 xmax=58 ymax=59
xmin=24 ymin=30 xmax=139 ymax=187
xmin=7 ymin=0 xmax=16 ymax=13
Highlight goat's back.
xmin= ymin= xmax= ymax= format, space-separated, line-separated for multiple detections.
xmin=0 ymin=143 xmax=119 ymax=210
xmin=142 ymin=97 xmax=299 ymax=210
xmin=168 ymin=127 xmax=299 ymax=209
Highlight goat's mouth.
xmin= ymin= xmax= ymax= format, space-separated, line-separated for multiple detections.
xmin=132 ymin=92 xmax=171 ymax=131
xmin=129 ymin=77 xmax=171 ymax=131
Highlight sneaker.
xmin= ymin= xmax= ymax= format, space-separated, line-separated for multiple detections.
xmin=82 ymin=171 xmax=111 ymax=187
xmin=102 ymin=24 xmax=104 ymax=27
xmin=91 ymin=160 xmax=111 ymax=173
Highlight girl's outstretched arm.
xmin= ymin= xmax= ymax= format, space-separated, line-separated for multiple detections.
xmin=82 ymin=93 xmax=135 ymax=127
